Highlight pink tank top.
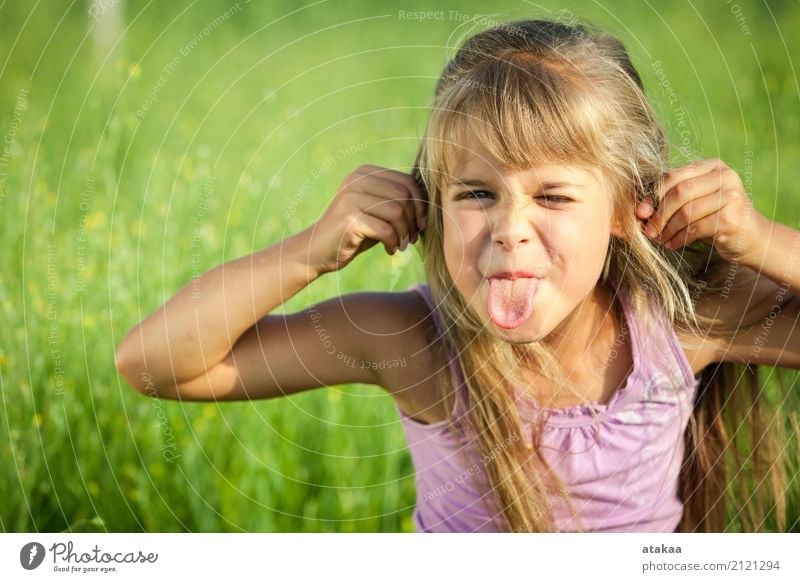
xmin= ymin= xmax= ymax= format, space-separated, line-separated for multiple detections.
xmin=396 ymin=281 xmax=701 ymax=532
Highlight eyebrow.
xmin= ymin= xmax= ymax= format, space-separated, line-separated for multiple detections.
xmin=447 ymin=178 xmax=585 ymax=190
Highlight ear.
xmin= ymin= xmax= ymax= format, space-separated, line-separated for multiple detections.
xmin=610 ymin=214 xmax=625 ymax=239
xmin=609 ymin=187 xmax=636 ymax=239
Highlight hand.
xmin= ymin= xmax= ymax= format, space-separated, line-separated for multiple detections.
xmin=636 ymin=158 xmax=768 ymax=264
xmin=308 ymin=164 xmax=428 ymax=274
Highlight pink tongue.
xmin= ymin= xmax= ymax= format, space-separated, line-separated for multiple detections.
xmin=487 ymin=277 xmax=538 ymax=329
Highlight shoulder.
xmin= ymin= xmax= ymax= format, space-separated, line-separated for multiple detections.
xmin=673 ymin=328 xmax=720 ymax=377
xmin=364 ymin=286 xmax=455 ymax=423
xmin=355 ymin=286 xmax=451 ymax=395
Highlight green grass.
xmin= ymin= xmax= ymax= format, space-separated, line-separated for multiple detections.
xmin=0 ymin=0 xmax=798 ymax=532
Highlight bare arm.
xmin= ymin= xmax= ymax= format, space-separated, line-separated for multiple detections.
xmin=741 ymin=217 xmax=800 ymax=298
xmin=114 ymin=225 xmax=323 ymax=393
xmin=711 ymin=218 xmax=800 ymax=369
xmin=115 ymin=164 xmax=427 ymax=398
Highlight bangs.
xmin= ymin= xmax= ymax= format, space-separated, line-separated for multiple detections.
xmin=423 ymin=52 xmax=614 ymax=195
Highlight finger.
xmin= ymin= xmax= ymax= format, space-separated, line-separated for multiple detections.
xmin=355 ymin=211 xmax=401 ymax=255
xmin=660 ymin=212 xmax=724 ymax=250
xmin=360 ymin=164 xmax=427 ymax=230
xmin=359 ymin=196 xmax=412 ymax=252
xmin=645 ymin=168 xmax=726 ymax=237
xmin=636 ymin=199 xmax=654 ymax=219
xmin=351 ymin=171 xmax=417 ymax=238
xmin=653 ymin=190 xmax=725 ymax=244
xmin=660 ymin=158 xmax=726 ymax=198
xmin=355 ymin=166 xmax=420 ymax=236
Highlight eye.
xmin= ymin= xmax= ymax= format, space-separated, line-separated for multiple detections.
xmin=457 ymin=190 xmax=493 ymax=200
xmin=537 ymin=194 xmax=573 ymax=204
xmin=455 ymin=191 xmax=574 ymax=204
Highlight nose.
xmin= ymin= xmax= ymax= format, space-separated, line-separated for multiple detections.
xmin=490 ymin=204 xmax=534 ymax=251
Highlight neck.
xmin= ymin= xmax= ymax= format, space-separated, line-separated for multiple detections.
xmin=541 ymin=282 xmax=616 ymax=373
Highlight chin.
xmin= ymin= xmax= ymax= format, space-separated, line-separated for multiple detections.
xmin=492 ymin=332 xmax=542 ymax=345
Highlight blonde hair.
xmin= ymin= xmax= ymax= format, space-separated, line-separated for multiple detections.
xmin=411 ymin=18 xmax=791 ymax=532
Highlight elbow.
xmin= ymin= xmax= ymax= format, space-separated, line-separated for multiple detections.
xmin=114 ymin=343 xmax=130 ymax=376
xmin=114 ymin=343 xmax=153 ymax=397
xmin=115 ymin=342 xmax=181 ymax=399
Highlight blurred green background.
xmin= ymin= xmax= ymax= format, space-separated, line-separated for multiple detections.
xmin=1 ymin=0 xmax=798 ymax=532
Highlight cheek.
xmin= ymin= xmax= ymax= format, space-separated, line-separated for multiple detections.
xmin=443 ymin=209 xmax=476 ymax=250
xmin=559 ymin=212 xmax=609 ymax=253
xmin=546 ymin=211 xmax=611 ymax=282
xmin=443 ymin=211 xmax=485 ymax=282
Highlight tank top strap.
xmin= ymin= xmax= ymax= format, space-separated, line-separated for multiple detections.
xmin=608 ymin=276 xmax=699 ymax=405
xmin=605 ymin=276 xmax=650 ymax=409
xmin=407 ymin=283 xmax=469 ymax=421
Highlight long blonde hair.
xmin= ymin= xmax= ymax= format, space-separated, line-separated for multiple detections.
xmin=411 ymin=18 xmax=791 ymax=532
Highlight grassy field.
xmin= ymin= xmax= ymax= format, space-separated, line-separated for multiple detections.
xmin=1 ymin=0 xmax=798 ymax=532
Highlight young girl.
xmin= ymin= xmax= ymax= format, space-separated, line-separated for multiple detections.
xmin=115 ymin=19 xmax=800 ymax=533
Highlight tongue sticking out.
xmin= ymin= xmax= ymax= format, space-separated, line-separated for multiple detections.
xmin=487 ymin=277 xmax=539 ymax=329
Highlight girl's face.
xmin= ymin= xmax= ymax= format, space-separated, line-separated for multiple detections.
xmin=441 ymin=133 xmax=624 ymax=344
